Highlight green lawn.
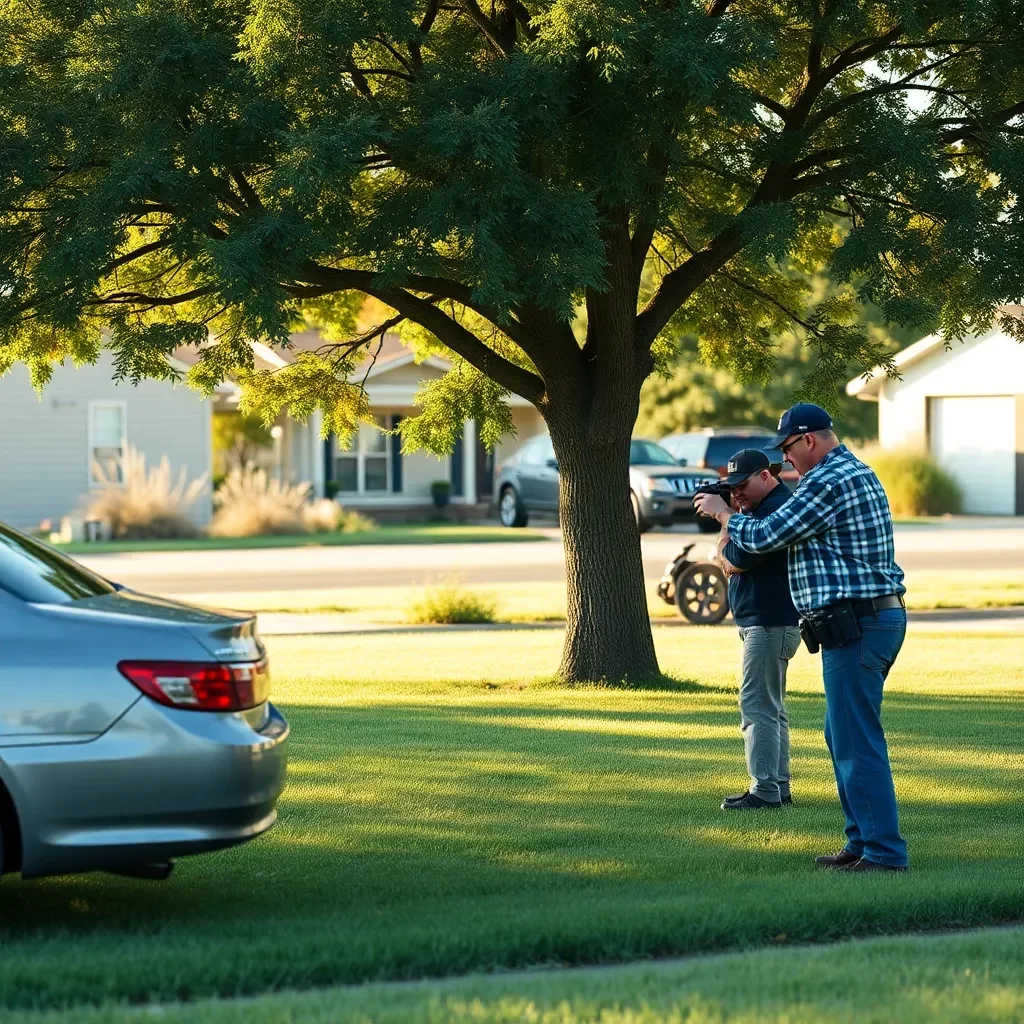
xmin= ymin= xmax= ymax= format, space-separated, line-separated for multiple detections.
xmin=9 ymin=928 xmax=1023 ymax=1023
xmin=0 ymin=629 xmax=1021 ymax=1017
xmin=54 ymin=523 xmax=545 ymax=555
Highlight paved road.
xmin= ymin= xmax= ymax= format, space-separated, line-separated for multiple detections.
xmin=76 ymin=517 xmax=1024 ymax=596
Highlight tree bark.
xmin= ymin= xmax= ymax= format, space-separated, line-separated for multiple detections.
xmin=550 ymin=422 xmax=661 ymax=685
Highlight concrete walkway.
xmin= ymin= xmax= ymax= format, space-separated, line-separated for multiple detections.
xmin=256 ymin=605 xmax=1024 ymax=637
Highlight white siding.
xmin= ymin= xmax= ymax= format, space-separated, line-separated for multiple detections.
xmin=877 ymin=330 xmax=1024 ymax=448
xmin=0 ymin=353 xmax=213 ymax=529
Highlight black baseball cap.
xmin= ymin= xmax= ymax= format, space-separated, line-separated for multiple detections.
xmin=723 ymin=449 xmax=772 ymax=485
xmin=770 ymin=403 xmax=833 ymax=449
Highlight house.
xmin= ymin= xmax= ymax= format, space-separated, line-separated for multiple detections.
xmin=203 ymin=330 xmax=545 ymax=515
xmin=0 ymin=331 xmax=544 ymax=531
xmin=847 ymin=316 xmax=1024 ymax=515
xmin=0 ymin=351 xmax=228 ymax=531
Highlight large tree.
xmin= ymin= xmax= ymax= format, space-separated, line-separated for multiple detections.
xmin=3 ymin=0 xmax=1024 ymax=683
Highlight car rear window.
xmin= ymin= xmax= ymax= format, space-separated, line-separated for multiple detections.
xmin=705 ymin=435 xmax=775 ymax=470
xmin=629 ymin=440 xmax=679 ymax=466
xmin=0 ymin=523 xmax=116 ymax=603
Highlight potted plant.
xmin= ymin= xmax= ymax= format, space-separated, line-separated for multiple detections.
xmin=430 ymin=480 xmax=451 ymax=509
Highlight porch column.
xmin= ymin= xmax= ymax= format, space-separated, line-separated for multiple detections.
xmin=463 ymin=419 xmax=477 ymax=505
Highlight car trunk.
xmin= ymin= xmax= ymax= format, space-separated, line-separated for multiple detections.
xmin=71 ymin=590 xmax=264 ymax=662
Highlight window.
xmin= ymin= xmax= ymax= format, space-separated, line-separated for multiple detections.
xmin=660 ymin=434 xmax=706 ymax=466
xmin=0 ymin=523 xmax=115 ymax=604
xmin=705 ymin=435 xmax=776 ymax=472
xmin=89 ymin=402 xmax=126 ymax=484
xmin=519 ymin=435 xmax=553 ymax=466
xmin=334 ymin=417 xmax=390 ymax=494
xmin=629 ymin=440 xmax=679 ymax=466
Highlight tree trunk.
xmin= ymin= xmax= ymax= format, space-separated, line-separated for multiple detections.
xmin=550 ymin=424 xmax=661 ymax=685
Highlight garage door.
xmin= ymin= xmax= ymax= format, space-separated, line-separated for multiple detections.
xmin=929 ymin=396 xmax=1016 ymax=515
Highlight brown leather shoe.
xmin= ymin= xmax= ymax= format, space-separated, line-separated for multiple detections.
xmin=814 ymin=848 xmax=861 ymax=868
xmin=835 ymin=858 xmax=908 ymax=873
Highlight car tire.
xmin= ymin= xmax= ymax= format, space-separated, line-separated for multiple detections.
xmin=696 ymin=516 xmax=720 ymax=534
xmin=674 ymin=562 xmax=729 ymax=625
xmin=499 ymin=486 xmax=529 ymax=528
xmin=631 ymin=492 xmax=650 ymax=534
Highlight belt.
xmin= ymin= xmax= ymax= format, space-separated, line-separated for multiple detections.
xmin=842 ymin=594 xmax=905 ymax=617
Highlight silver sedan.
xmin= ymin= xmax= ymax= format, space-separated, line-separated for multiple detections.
xmin=0 ymin=522 xmax=288 ymax=882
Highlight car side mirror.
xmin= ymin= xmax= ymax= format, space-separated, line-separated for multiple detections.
xmin=546 ymin=458 xmax=559 ymax=471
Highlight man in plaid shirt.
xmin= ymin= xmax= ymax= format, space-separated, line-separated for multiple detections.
xmin=695 ymin=403 xmax=909 ymax=873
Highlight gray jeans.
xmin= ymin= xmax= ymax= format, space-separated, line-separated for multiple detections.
xmin=737 ymin=625 xmax=802 ymax=802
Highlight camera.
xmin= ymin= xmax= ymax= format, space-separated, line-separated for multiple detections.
xmin=694 ymin=481 xmax=731 ymax=516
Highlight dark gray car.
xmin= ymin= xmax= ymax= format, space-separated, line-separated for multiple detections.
xmin=496 ymin=435 xmax=720 ymax=532
xmin=0 ymin=522 xmax=288 ymax=882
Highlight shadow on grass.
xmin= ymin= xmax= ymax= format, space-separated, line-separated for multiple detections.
xmin=0 ymin=687 xmax=1021 ymax=1012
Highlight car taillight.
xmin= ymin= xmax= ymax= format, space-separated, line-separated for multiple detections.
xmin=117 ymin=658 xmax=270 ymax=712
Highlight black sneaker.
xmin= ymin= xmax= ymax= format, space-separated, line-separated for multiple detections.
xmin=814 ymin=848 xmax=861 ymax=868
xmin=721 ymin=792 xmax=781 ymax=811
xmin=724 ymin=790 xmax=792 ymax=807
xmin=722 ymin=791 xmax=750 ymax=805
xmin=834 ymin=857 xmax=908 ymax=874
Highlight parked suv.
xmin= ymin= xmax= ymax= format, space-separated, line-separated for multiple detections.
xmin=659 ymin=428 xmax=797 ymax=483
xmin=496 ymin=435 xmax=720 ymax=532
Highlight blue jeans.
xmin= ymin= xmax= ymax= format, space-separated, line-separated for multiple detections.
xmin=821 ymin=607 xmax=908 ymax=867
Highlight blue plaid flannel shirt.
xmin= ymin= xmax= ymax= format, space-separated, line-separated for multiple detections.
xmin=726 ymin=445 xmax=905 ymax=615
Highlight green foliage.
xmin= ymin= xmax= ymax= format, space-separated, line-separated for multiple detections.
xmin=4 ymin=0 xmax=1024 ymax=443
xmin=637 ymin=265 xmax=923 ymax=440
xmin=857 ymin=447 xmax=963 ymax=516
xmin=407 ymin=577 xmax=499 ymax=624
xmin=211 ymin=411 xmax=274 ymax=476
xmin=402 ymin=358 xmax=514 ymax=455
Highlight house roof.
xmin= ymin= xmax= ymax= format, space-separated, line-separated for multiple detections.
xmin=845 ymin=306 xmax=1024 ymax=401
xmin=171 ymin=330 xmax=450 ymax=383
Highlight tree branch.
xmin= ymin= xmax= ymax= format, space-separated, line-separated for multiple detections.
xmin=370 ymin=287 xmax=545 ymax=403
xmin=458 ymin=0 xmax=509 ymax=55
xmin=294 ymin=263 xmax=545 ymax=359
xmin=808 ymin=54 xmax=970 ymax=129
xmin=90 ymin=285 xmax=217 ymax=307
xmin=100 ymin=238 xmax=175 ymax=277
xmin=939 ymin=99 xmax=1024 ymax=145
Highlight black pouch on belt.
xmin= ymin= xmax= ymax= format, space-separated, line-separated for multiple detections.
xmin=799 ymin=617 xmax=820 ymax=654
xmin=817 ymin=601 xmax=863 ymax=648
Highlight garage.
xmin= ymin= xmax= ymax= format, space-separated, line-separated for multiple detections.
xmin=929 ymin=396 xmax=1016 ymax=515
xmin=846 ymin=319 xmax=1024 ymax=516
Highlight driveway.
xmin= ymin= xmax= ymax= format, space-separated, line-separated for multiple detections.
xmin=76 ymin=517 xmax=1024 ymax=596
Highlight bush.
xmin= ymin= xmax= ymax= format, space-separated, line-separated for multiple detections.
xmin=210 ymin=466 xmax=310 ymax=537
xmin=302 ymin=499 xmax=375 ymax=534
xmin=83 ymin=446 xmax=208 ymax=539
xmin=859 ymin=447 xmax=963 ymax=516
xmin=407 ymin=578 xmax=499 ymax=624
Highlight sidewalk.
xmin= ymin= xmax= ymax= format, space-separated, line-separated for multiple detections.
xmin=256 ymin=605 xmax=1024 ymax=637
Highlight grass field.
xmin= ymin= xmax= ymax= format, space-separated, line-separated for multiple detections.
xmin=0 ymin=628 xmax=1020 ymax=1019
xmin=55 ymin=524 xmax=544 ymax=555
xmin=8 ymin=928 xmax=1023 ymax=1023
xmin=182 ymin=568 xmax=1024 ymax=624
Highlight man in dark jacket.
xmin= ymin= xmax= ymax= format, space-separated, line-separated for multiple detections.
xmin=716 ymin=449 xmax=800 ymax=811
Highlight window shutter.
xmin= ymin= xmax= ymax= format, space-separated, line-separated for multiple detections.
xmin=323 ymin=433 xmax=335 ymax=489
xmin=390 ymin=414 xmax=403 ymax=493
xmin=450 ymin=426 xmax=464 ymax=496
